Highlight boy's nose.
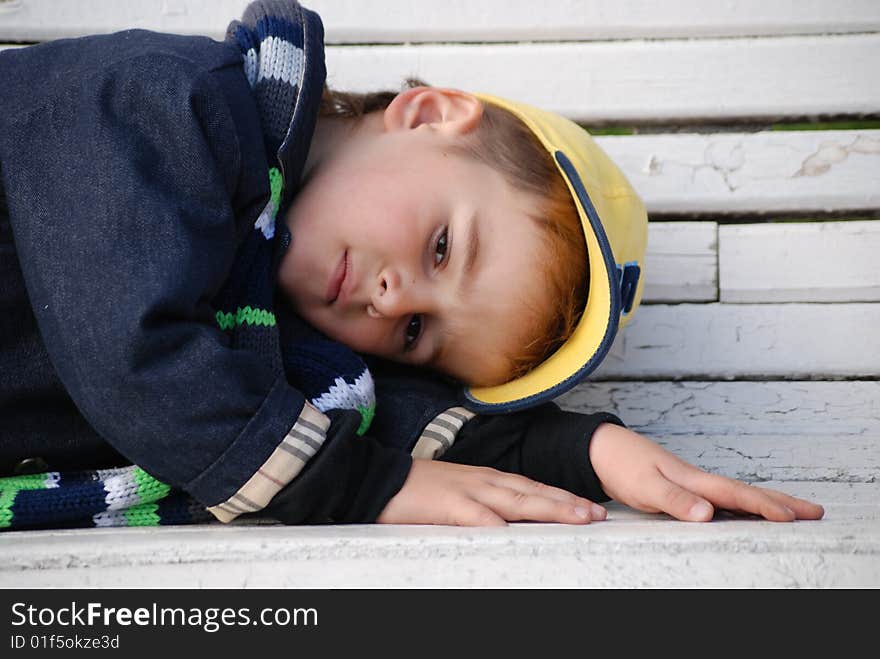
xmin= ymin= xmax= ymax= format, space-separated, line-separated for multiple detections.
xmin=371 ymin=267 xmax=423 ymax=318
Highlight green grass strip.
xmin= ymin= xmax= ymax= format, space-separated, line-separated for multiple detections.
xmin=584 ymin=127 xmax=636 ymax=136
xmin=771 ymin=120 xmax=880 ymax=131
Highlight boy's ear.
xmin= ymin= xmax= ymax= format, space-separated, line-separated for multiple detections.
xmin=383 ymin=87 xmax=483 ymax=137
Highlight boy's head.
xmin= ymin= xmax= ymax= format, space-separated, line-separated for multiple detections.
xmin=278 ymin=83 xmax=647 ymax=412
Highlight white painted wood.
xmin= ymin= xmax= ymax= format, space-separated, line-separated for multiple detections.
xmin=644 ymin=222 xmax=717 ymax=302
xmin=593 ymin=303 xmax=880 ymax=379
xmin=1 ymin=495 xmax=877 ymax=587
xmin=558 ymin=381 xmax=880 ymax=438
xmin=324 ymin=35 xmax=880 ymax=123
xmin=719 ymin=220 xmax=880 ymax=303
xmin=656 ymin=433 xmax=878 ymax=483
xmin=597 ymin=130 xmax=880 ymax=215
xmin=758 ymin=481 xmax=880 ymax=505
xmin=560 ymin=381 xmax=880 ymax=482
xmin=5 ymin=33 xmax=879 ymax=126
xmin=2 ymin=0 xmax=878 ymax=43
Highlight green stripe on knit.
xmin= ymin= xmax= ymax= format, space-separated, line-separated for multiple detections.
xmin=0 ymin=473 xmax=54 ymax=490
xmin=356 ymin=404 xmax=375 ymax=436
xmin=268 ymin=167 xmax=283 ymax=217
xmin=123 ymin=502 xmax=162 ymax=527
xmin=0 ymin=473 xmax=54 ymax=529
xmin=0 ymin=491 xmax=16 ymax=529
xmin=215 ymin=306 xmax=277 ymax=331
xmin=132 ymin=467 xmax=171 ymax=504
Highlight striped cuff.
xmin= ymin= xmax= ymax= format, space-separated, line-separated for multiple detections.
xmin=208 ymin=402 xmax=330 ymax=523
xmin=411 ymin=407 xmax=476 ymax=460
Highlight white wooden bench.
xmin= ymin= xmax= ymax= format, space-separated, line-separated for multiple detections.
xmin=1 ymin=0 xmax=878 ymax=587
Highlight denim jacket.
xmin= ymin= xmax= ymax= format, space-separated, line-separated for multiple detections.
xmin=0 ymin=16 xmax=623 ymax=524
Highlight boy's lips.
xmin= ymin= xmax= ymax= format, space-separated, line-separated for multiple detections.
xmin=326 ymin=250 xmax=349 ymax=304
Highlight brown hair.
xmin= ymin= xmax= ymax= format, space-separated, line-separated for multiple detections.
xmin=321 ymin=80 xmax=588 ymax=383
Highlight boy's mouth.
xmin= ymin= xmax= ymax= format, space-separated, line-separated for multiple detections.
xmin=326 ymin=250 xmax=348 ymax=304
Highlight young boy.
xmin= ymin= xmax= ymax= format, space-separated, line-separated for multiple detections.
xmin=0 ymin=0 xmax=822 ymax=529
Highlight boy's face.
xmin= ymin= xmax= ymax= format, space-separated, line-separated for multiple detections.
xmin=278 ymin=88 xmax=548 ymax=386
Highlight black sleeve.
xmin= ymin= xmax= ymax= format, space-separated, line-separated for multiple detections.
xmin=264 ymin=409 xmax=412 ymax=524
xmin=438 ymin=403 xmax=627 ymax=503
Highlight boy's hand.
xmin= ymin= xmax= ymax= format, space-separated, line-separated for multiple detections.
xmin=589 ymin=423 xmax=825 ymax=522
xmin=377 ymin=459 xmax=607 ymax=526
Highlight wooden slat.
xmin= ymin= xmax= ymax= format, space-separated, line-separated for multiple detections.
xmin=2 ymin=500 xmax=877 ymax=587
xmin=562 ymin=380 xmax=880 ymax=486
xmin=647 ymin=218 xmax=880 ymax=317
xmin=559 ymin=381 xmax=880 ymax=437
xmin=4 ymin=32 xmax=878 ymax=126
xmin=592 ymin=303 xmax=880 ymax=379
xmin=2 ymin=0 xmax=878 ymax=43
xmin=653 ymin=434 xmax=878 ymax=483
xmin=644 ymin=222 xmax=717 ymax=302
xmin=598 ymin=130 xmax=880 ymax=215
xmin=761 ymin=481 xmax=880 ymax=505
xmin=560 ymin=380 xmax=880 ymax=482
xmin=324 ymin=35 xmax=880 ymax=123
xmin=719 ymin=220 xmax=880 ymax=302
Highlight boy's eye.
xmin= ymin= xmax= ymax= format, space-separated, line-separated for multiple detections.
xmin=404 ymin=314 xmax=423 ymax=351
xmin=433 ymin=228 xmax=448 ymax=266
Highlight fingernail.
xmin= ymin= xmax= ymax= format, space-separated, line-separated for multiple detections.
xmin=689 ymin=501 xmax=713 ymax=521
xmin=575 ymin=506 xmax=590 ymax=520
xmin=592 ymin=504 xmax=606 ymax=518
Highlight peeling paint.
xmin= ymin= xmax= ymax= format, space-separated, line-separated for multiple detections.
xmin=645 ymin=154 xmax=663 ymax=176
xmin=795 ymin=134 xmax=880 ymax=177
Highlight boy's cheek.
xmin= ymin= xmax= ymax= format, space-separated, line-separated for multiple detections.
xmin=317 ymin=314 xmax=390 ymax=356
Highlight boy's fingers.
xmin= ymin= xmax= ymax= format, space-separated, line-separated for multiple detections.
xmin=752 ymin=487 xmax=825 ymax=520
xmin=645 ymin=471 xmax=715 ymax=522
xmin=661 ymin=461 xmax=817 ymax=522
xmin=485 ymin=471 xmax=605 ymax=517
xmin=475 ymin=485 xmax=603 ymax=524
xmin=448 ymin=499 xmax=508 ymax=527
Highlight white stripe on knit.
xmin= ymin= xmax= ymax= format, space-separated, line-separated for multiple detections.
xmin=92 ymin=510 xmax=128 ymax=527
xmin=257 ymin=36 xmax=304 ymax=87
xmin=96 ymin=467 xmax=141 ymax=510
xmin=243 ymin=48 xmax=259 ymax=86
xmin=44 ymin=472 xmax=61 ymax=489
xmin=254 ymin=199 xmax=275 ymax=239
xmin=309 ymin=371 xmax=375 ymax=415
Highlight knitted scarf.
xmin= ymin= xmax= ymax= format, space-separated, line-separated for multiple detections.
xmin=0 ymin=0 xmax=375 ymax=531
